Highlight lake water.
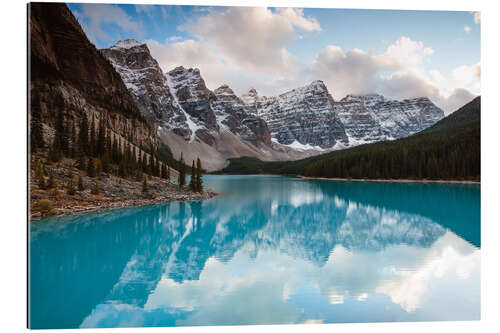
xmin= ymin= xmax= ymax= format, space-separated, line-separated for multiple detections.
xmin=29 ymin=175 xmax=480 ymax=328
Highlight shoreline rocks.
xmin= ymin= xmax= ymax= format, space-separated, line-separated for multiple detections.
xmin=30 ymin=189 xmax=219 ymax=220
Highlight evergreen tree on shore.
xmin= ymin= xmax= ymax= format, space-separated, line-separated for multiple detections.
xmin=47 ymin=170 xmax=56 ymax=189
xmin=142 ymin=176 xmax=149 ymax=193
xmin=97 ymin=115 xmax=106 ymax=157
xmin=196 ymin=157 xmax=203 ymax=193
xmin=91 ymin=181 xmax=99 ymax=195
xmin=36 ymin=163 xmax=46 ymax=189
xmin=76 ymin=153 xmax=86 ymax=171
xmin=89 ymin=114 xmax=96 ymax=157
xmin=178 ymin=152 xmax=186 ymax=189
xmin=54 ymin=108 xmax=69 ymax=156
xmin=87 ymin=157 xmax=95 ymax=177
xmin=78 ymin=113 xmax=89 ymax=155
xmin=67 ymin=175 xmax=76 ymax=195
xmin=30 ymin=104 xmax=45 ymax=152
xmin=78 ymin=174 xmax=84 ymax=191
xmin=189 ymin=160 xmax=196 ymax=192
xmin=70 ymin=120 xmax=76 ymax=157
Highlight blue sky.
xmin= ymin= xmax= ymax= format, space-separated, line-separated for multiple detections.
xmin=68 ymin=3 xmax=480 ymax=113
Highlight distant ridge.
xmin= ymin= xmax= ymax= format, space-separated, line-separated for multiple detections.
xmin=221 ymin=96 xmax=480 ymax=181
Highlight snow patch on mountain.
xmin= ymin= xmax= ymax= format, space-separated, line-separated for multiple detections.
xmin=164 ymin=72 xmax=205 ymax=143
xmin=272 ymin=138 xmax=325 ymax=152
xmin=111 ymin=39 xmax=143 ymax=49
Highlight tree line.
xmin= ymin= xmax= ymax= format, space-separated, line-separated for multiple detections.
xmin=302 ymin=98 xmax=480 ymax=181
xmin=31 ymin=108 xmax=204 ymax=193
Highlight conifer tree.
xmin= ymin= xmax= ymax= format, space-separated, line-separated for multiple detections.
xmin=36 ymin=163 xmax=46 ymax=190
xmin=96 ymin=158 xmax=102 ymax=176
xmin=142 ymin=176 xmax=149 ymax=193
xmin=118 ymin=160 xmax=126 ymax=178
xmin=166 ymin=165 xmax=170 ymax=181
xmin=76 ymin=153 xmax=86 ymax=171
xmin=78 ymin=113 xmax=89 ymax=155
xmin=91 ymin=181 xmax=99 ymax=195
xmin=54 ymin=108 xmax=69 ymax=156
xmin=78 ymin=174 xmax=84 ymax=191
xmin=178 ymin=152 xmax=186 ymax=189
xmin=67 ymin=175 xmax=76 ymax=195
xmin=189 ymin=160 xmax=196 ymax=191
xmin=132 ymin=146 xmax=137 ymax=169
xmin=47 ymin=170 xmax=56 ymax=189
xmin=48 ymin=141 xmax=61 ymax=163
xmin=196 ymin=157 xmax=203 ymax=193
xmin=70 ymin=120 xmax=76 ymax=158
xmin=111 ymin=135 xmax=118 ymax=163
xmin=87 ymin=157 xmax=96 ymax=177
xmin=97 ymin=115 xmax=106 ymax=157
xmin=142 ymin=152 xmax=148 ymax=172
xmin=116 ymin=137 xmax=122 ymax=163
xmin=156 ymin=158 xmax=161 ymax=177
xmin=105 ymin=128 xmax=111 ymax=157
xmin=101 ymin=153 xmax=111 ymax=174
xmin=30 ymin=104 xmax=45 ymax=151
xmin=89 ymin=114 xmax=96 ymax=157
xmin=148 ymin=155 xmax=154 ymax=176
xmin=161 ymin=163 xmax=166 ymax=179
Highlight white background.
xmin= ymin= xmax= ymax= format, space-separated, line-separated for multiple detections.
xmin=0 ymin=0 xmax=498 ymax=332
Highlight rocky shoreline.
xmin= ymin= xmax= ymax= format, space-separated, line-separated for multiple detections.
xmin=30 ymin=190 xmax=219 ymax=220
xmin=29 ymin=155 xmax=219 ymax=220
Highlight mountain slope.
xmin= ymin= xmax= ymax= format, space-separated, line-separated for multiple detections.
xmin=241 ymin=83 xmax=444 ymax=150
xmin=221 ymin=97 xmax=480 ymax=181
xmin=30 ymin=3 xmax=156 ymax=152
xmin=100 ymin=42 xmax=322 ymax=170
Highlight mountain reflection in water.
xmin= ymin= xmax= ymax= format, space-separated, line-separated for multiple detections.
xmin=29 ymin=175 xmax=480 ymax=328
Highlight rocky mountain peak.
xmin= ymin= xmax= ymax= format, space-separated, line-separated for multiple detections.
xmin=111 ymin=39 xmax=145 ymax=49
xmin=214 ymin=84 xmax=235 ymax=96
xmin=309 ymin=80 xmax=328 ymax=92
xmin=30 ymin=2 xmax=156 ymax=153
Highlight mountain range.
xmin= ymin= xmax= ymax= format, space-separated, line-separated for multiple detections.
xmin=30 ymin=3 xmax=448 ymax=174
xmin=222 ymin=96 xmax=480 ymax=181
xmin=100 ymin=39 xmax=444 ymax=171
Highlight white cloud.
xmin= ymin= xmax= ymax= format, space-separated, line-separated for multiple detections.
xmin=144 ymin=5 xmax=477 ymax=116
xmin=376 ymin=36 xmax=434 ymax=74
xmin=306 ymin=37 xmax=438 ymax=100
xmin=304 ymin=37 xmax=478 ymax=114
xmin=75 ymin=4 xmax=143 ymax=42
xmin=452 ymin=62 xmax=481 ymax=92
xmin=180 ymin=7 xmax=320 ymax=77
xmin=167 ymin=36 xmax=183 ymax=42
xmin=378 ymin=71 xmax=440 ymax=101
xmin=435 ymin=88 xmax=477 ymax=114
xmin=464 ymin=25 xmax=472 ymax=33
xmin=135 ymin=5 xmax=155 ymax=20
xmin=307 ymin=46 xmax=379 ymax=99
xmin=147 ymin=39 xmax=246 ymax=92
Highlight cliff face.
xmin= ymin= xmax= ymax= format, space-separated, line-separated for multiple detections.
xmin=101 ymin=42 xmax=273 ymax=148
xmin=335 ymin=94 xmax=445 ymax=144
xmin=242 ymin=81 xmax=348 ymax=148
xmin=29 ymin=3 xmax=156 ymax=151
xmin=212 ymin=84 xmax=272 ymax=146
xmin=242 ymin=83 xmax=444 ymax=149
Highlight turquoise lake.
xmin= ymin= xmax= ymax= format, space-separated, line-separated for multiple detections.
xmin=29 ymin=175 xmax=481 ymax=328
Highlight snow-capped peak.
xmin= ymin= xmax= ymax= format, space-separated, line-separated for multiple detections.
xmin=111 ymin=39 xmax=143 ymax=49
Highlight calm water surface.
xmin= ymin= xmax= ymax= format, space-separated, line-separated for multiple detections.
xmin=29 ymin=175 xmax=480 ymax=328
